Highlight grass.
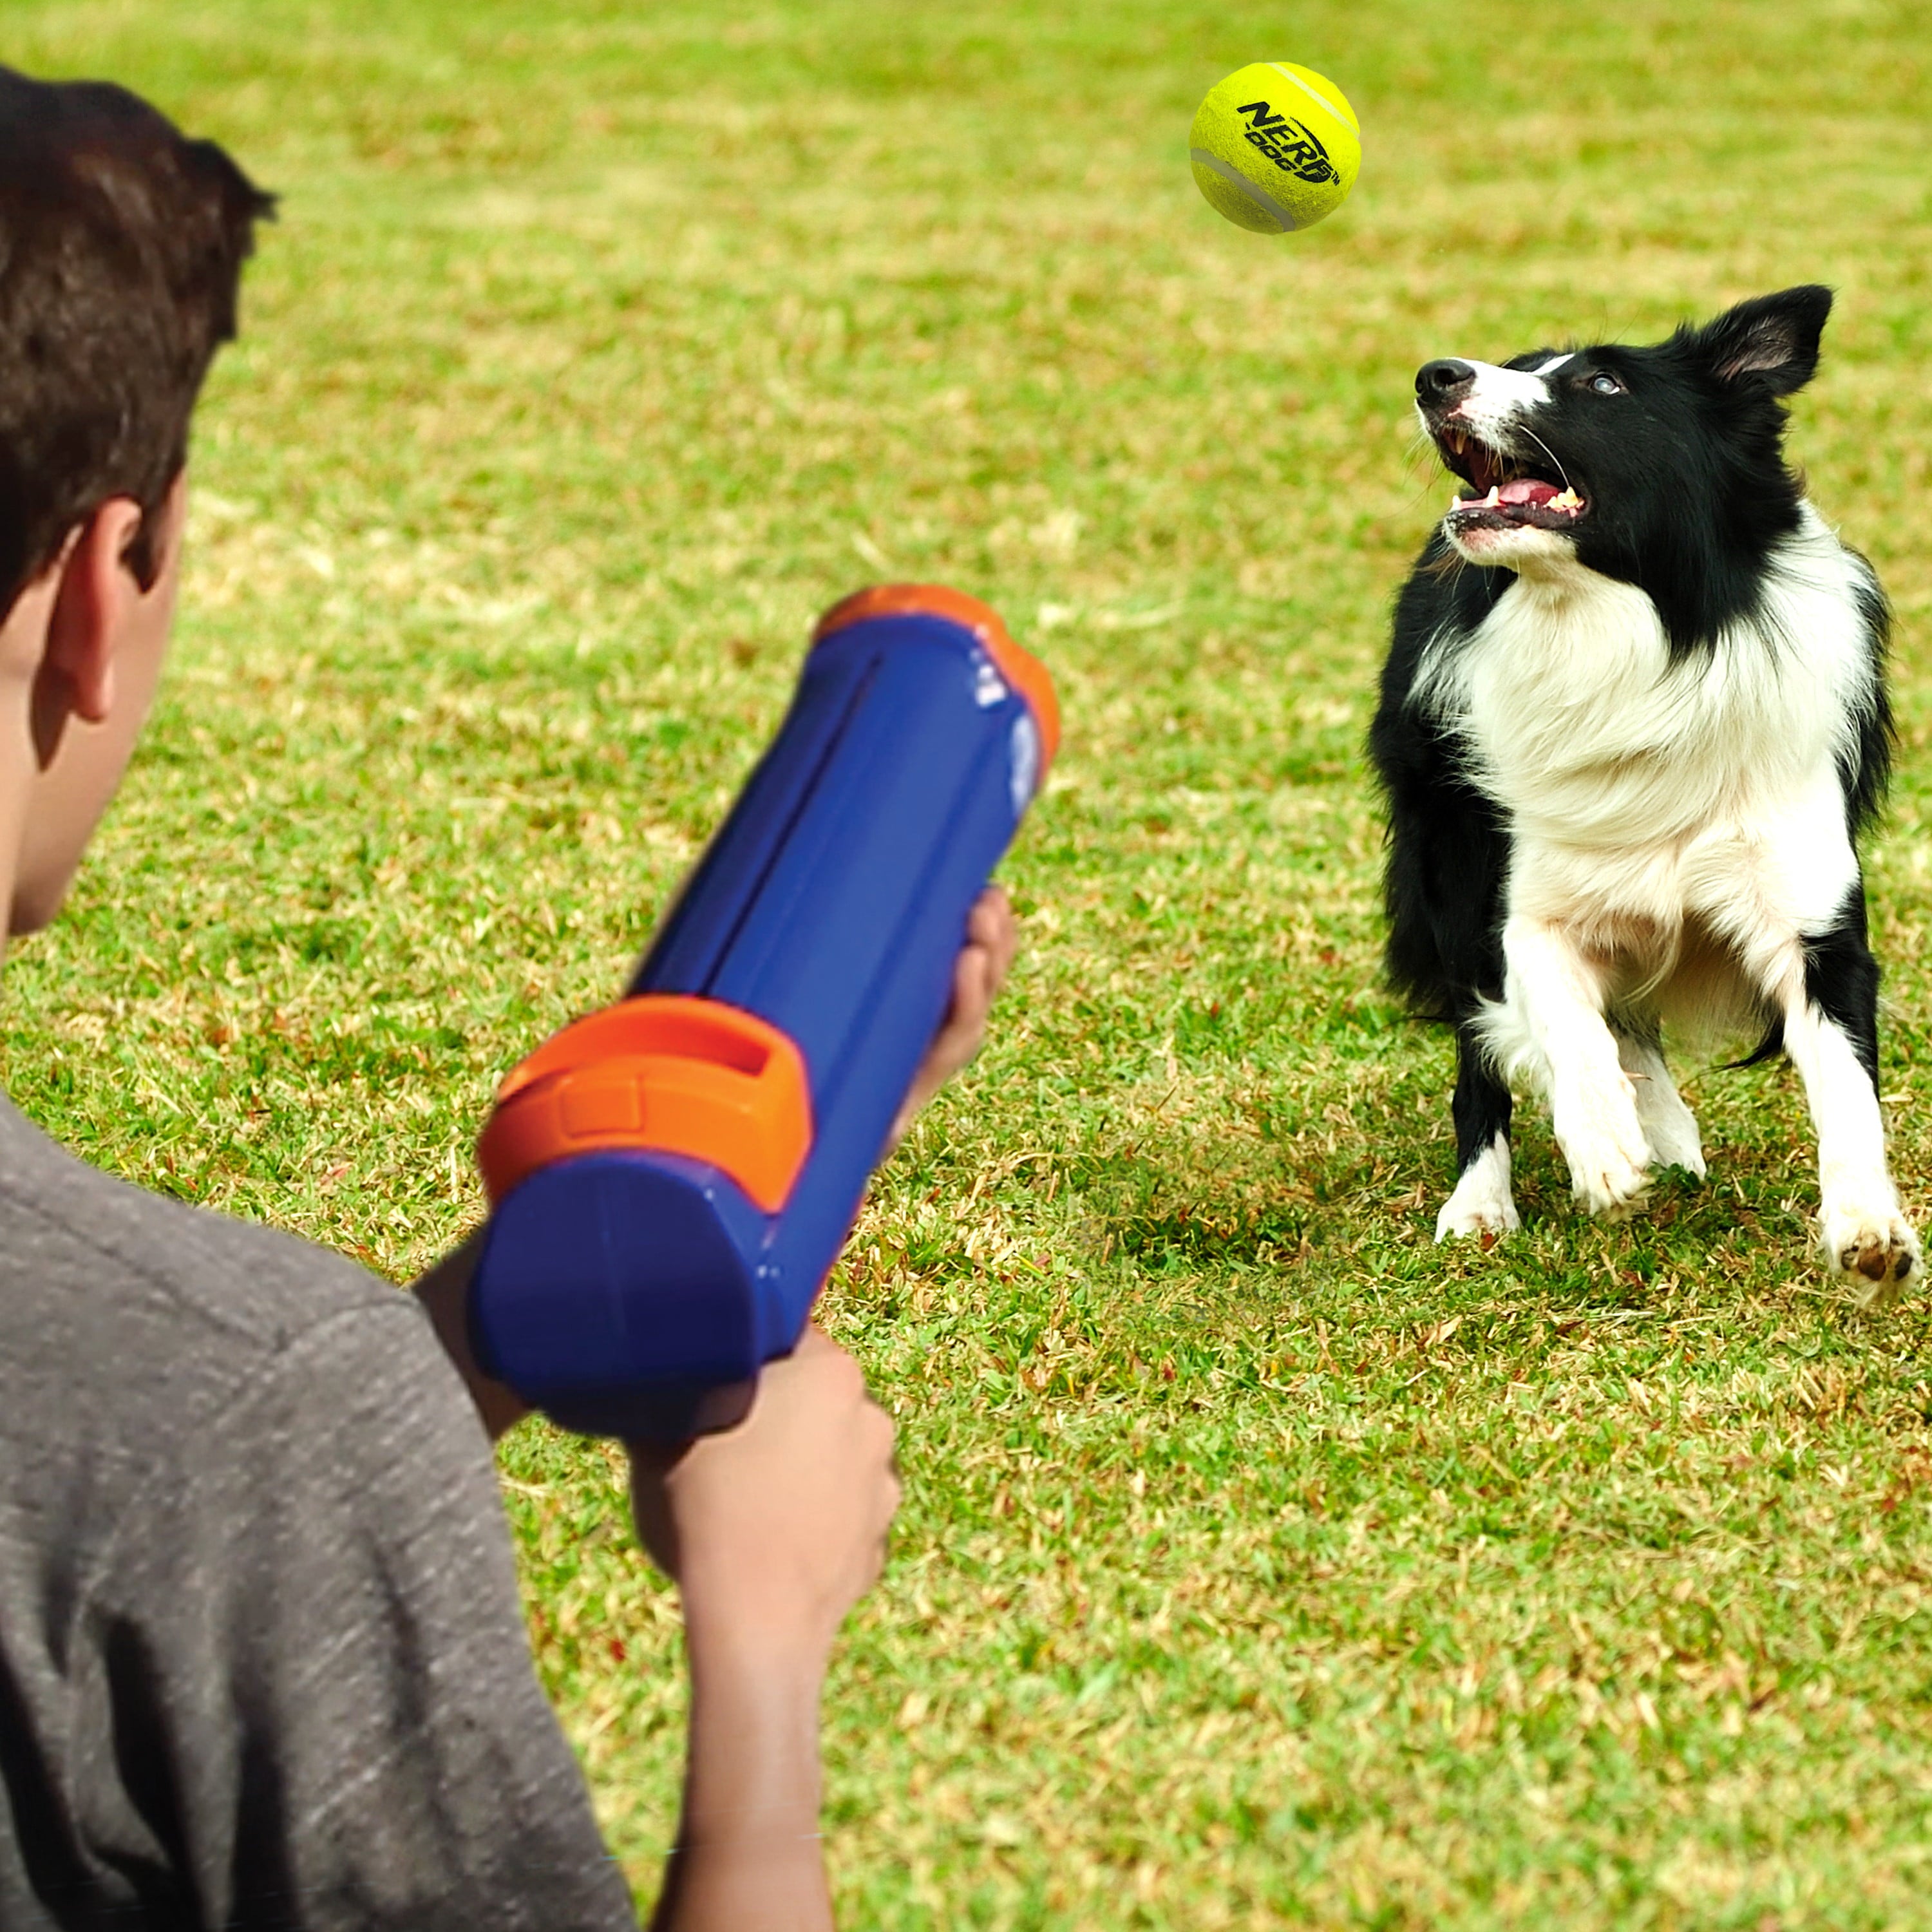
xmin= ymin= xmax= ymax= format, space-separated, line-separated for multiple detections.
xmin=5 ymin=0 xmax=1932 ymax=1924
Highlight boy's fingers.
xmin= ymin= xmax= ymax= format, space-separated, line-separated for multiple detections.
xmin=933 ymin=889 xmax=1016 ymax=1068
xmin=945 ymin=943 xmax=993 ymax=1055
xmin=883 ymin=887 xmax=1021 ymax=1148
xmin=966 ymin=886 xmax=1018 ymax=987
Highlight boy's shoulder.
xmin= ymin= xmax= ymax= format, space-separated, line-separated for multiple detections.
xmin=0 ymin=1092 xmax=433 ymax=1462
xmin=0 ymin=1090 xmax=403 ymax=1316
xmin=0 ymin=1096 xmax=638 ymax=1930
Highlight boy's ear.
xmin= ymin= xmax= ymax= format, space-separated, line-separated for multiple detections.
xmin=41 ymin=498 xmax=150 ymax=728
xmin=1692 ymin=285 xmax=1833 ymax=395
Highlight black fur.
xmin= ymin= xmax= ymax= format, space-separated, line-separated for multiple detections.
xmin=1804 ymin=887 xmax=1882 ymax=1086
xmin=1843 ymin=570 xmax=1895 ymax=840
xmin=1371 ymin=540 xmax=1509 ymax=1025
xmin=1370 ymin=287 xmax=1895 ymax=1197
xmin=1370 ymin=555 xmax=1514 ymax=1179
xmin=1432 ymin=287 xmax=1833 ymax=654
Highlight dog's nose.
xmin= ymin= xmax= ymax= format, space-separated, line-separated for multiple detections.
xmin=1416 ymin=358 xmax=1477 ymax=402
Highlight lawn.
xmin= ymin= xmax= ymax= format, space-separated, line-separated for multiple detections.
xmin=5 ymin=1 xmax=1932 ymax=1925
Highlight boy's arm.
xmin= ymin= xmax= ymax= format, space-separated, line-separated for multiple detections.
xmin=629 ymin=1325 xmax=897 ymax=1932
xmin=411 ymin=1258 xmax=913 ymax=1932
xmin=410 ymin=886 xmax=1018 ymax=1443
xmin=413 ymin=889 xmax=1014 ymax=1926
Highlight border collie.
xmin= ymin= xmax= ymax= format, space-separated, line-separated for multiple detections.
xmin=1369 ymin=285 xmax=1917 ymax=1294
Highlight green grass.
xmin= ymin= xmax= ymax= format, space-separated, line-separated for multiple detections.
xmin=6 ymin=1 xmax=1932 ymax=1924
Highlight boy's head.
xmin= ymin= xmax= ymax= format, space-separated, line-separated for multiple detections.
xmin=0 ymin=68 xmax=271 ymax=934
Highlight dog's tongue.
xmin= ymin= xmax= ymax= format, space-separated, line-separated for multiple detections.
xmin=1499 ymin=477 xmax=1559 ymax=506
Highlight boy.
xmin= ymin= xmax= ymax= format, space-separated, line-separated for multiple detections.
xmin=0 ymin=68 xmax=1015 ymax=1929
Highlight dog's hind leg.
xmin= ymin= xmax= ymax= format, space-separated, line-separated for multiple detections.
xmin=1435 ymin=1023 xmax=1520 ymax=1240
xmin=1615 ymin=1026 xmax=1706 ymax=1177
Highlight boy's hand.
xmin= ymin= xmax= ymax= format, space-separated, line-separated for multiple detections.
xmin=631 ymin=1330 xmax=896 ymax=1928
xmin=887 ymin=884 xmax=1018 ymax=1148
xmin=628 ymin=1324 xmax=899 ymax=1675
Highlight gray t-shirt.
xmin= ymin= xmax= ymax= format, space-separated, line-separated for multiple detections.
xmin=0 ymin=1096 xmax=639 ymax=1928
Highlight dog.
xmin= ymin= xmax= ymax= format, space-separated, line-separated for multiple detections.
xmin=1368 ymin=285 xmax=1918 ymax=1293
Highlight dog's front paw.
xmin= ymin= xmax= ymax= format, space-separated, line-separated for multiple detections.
xmin=1567 ymin=1143 xmax=1651 ymax=1219
xmin=1554 ymin=1075 xmax=1651 ymax=1219
xmin=1819 ymin=1200 xmax=1920 ymax=1303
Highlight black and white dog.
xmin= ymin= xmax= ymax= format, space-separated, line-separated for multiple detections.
xmin=1369 ymin=285 xmax=1918 ymax=1292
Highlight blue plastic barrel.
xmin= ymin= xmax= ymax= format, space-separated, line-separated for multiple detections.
xmin=469 ymin=586 xmax=1057 ymax=1438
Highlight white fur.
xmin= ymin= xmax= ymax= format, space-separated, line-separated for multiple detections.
xmin=1417 ymin=507 xmax=1909 ymax=1275
xmin=1534 ymin=352 xmax=1575 ymax=375
xmin=1497 ymin=914 xmax=1653 ymax=1216
xmin=1446 ymin=358 xmax=1554 ymax=438
xmin=1447 ymin=520 xmax=1580 ymax=571
xmin=1782 ymin=999 xmax=1920 ymax=1295
xmin=1418 ymin=507 xmax=1875 ymax=1004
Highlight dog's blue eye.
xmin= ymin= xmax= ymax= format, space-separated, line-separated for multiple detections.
xmin=1590 ymin=372 xmax=1623 ymax=395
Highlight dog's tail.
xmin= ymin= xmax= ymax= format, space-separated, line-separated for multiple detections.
xmin=1723 ymin=1018 xmax=1785 ymax=1071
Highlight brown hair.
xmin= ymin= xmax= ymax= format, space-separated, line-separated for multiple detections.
xmin=0 ymin=68 xmax=274 ymax=612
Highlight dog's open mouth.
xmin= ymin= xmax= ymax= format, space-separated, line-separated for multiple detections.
xmin=1434 ymin=424 xmax=1587 ymax=529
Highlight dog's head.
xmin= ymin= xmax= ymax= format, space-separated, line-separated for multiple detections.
xmin=1416 ymin=286 xmax=1833 ymax=641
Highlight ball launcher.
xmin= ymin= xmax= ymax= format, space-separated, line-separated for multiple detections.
xmin=469 ymin=585 xmax=1059 ymax=1440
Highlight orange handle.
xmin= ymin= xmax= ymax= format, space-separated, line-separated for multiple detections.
xmin=477 ymin=995 xmax=813 ymax=1213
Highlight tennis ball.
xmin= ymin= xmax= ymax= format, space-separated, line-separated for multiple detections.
xmin=1189 ymin=62 xmax=1360 ymax=234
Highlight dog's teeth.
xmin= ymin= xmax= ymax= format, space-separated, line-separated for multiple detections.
xmin=1484 ymin=486 xmax=1501 ymax=506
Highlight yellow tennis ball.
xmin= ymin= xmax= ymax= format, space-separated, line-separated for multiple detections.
xmin=1189 ymin=61 xmax=1361 ymax=234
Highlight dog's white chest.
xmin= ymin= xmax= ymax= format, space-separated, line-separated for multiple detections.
xmin=1432 ymin=524 xmax=1869 ymax=851
xmin=1421 ymin=517 xmax=1877 ymax=940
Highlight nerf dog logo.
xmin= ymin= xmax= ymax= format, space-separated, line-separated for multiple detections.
xmin=1236 ymin=100 xmax=1340 ymax=186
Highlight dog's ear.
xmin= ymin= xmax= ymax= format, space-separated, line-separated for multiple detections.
xmin=1692 ymin=285 xmax=1833 ymax=394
